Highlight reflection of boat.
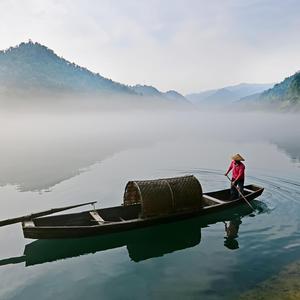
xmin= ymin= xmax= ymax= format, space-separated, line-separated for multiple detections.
xmin=23 ymin=176 xmax=264 ymax=239
xmin=1 ymin=203 xmax=262 ymax=267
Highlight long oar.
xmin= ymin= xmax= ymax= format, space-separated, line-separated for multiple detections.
xmin=0 ymin=201 xmax=97 ymax=227
xmin=226 ymin=175 xmax=255 ymax=210
xmin=0 ymin=255 xmax=26 ymax=267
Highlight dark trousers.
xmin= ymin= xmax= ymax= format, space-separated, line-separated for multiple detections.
xmin=230 ymin=178 xmax=244 ymax=200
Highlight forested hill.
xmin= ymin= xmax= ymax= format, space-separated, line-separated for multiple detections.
xmin=240 ymin=72 xmax=300 ymax=111
xmin=0 ymin=41 xmax=135 ymax=98
xmin=259 ymin=72 xmax=300 ymax=107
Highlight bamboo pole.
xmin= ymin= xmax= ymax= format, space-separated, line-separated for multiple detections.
xmin=0 ymin=201 xmax=97 ymax=227
xmin=226 ymin=175 xmax=255 ymax=210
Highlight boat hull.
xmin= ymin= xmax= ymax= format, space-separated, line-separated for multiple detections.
xmin=23 ymin=185 xmax=264 ymax=239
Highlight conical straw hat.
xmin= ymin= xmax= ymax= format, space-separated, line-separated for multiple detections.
xmin=231 ymin=153 xmax=245 ymax=161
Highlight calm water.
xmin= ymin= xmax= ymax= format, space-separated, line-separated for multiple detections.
xmin=0 ymin=111 xmax=299 ymax=300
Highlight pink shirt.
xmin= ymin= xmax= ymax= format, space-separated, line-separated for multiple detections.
xmin=226 ymin=161 xmax=245 ymax=181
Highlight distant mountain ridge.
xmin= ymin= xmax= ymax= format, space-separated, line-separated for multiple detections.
xmin=186 ymin=83 xmax=274 ymax=107
xmin=130 ymin=84 xmax=189 ymax=104
xmin=2 ymin=41 xmax=298 ymax=112
xmin=202 ymin=88 xmax=235 ymax=105
xmin=0 ymin=41 xmax=189 ymax=109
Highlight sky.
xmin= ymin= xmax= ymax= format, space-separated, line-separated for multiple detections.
xmin=1 ymin=0 xmax=300 ymax=94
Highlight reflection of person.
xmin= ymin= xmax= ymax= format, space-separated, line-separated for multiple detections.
xmin=224 ymin=154 xmax=245 ymax=200
xmin=224 ymin=217 xmax=242 ymax=250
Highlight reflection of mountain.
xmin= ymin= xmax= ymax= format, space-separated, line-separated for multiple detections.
xmin=0 ymin=203 xmax=261 ymax=267
xmin=0 ymin=131 xmax=129 ymax=191
xmin=0 ymin=114 xmax=163 ymax=191
xmin=2 ymin=110 xmax=185 ymax=192
xmin=272 ymin=138 xmax=300 ymax=163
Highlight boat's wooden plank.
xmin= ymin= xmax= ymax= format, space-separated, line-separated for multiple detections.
xmin=203 ymin=195 xmax=225 ymax=204
xmin=23 ymin=220 xmax=35 ymax=228
xmin=244 ymin=188 xmax=253 ymax=193
xmin=89 ymin=211 xmax=105 ymax=224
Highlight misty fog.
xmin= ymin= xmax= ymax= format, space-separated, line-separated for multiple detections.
xmin=0 ymin=110 xmax=298 ymax=192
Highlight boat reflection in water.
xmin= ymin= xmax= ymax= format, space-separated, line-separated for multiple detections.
xmin=0 ymin=201 xmax=267 ymax=267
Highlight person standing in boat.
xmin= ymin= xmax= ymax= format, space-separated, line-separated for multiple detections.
xmin=224 ymin=154 xmax=245 ymax=200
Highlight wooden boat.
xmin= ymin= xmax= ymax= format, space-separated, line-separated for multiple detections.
xmin=1 ymin=202 xmax=262 ymax=267
xmin=22 ymin=175 xmax=264 ymax=239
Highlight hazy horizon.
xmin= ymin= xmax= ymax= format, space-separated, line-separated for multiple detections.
xmin=1 ymin=0 xmax=300 ymax=94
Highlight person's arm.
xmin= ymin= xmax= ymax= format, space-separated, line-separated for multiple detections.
xmin=225 ymin=161 xmax=233 ymax=176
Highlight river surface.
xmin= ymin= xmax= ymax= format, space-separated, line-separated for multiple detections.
xmin=0 ymin=111 xmax=299 ymax=300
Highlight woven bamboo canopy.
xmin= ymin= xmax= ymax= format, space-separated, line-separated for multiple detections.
xmin=123 ymin=175 xmax=203 ymax=218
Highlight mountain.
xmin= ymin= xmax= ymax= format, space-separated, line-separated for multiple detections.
xmin=164 ymin=90 xmax=189 ymax=103
xmin=0 ymin=41 xmax=135 ymax=98
xmin=201 ymin=88 xmax=236 ymax=105
xmin=0 ymin=41 xmax=191 ymax=110
xmin=186 ymin=83 xmax=274 ymax=107
xmin=130 ymin=84 xmax=190 ymax=104
xmin=130 ymin=84 xmax=162 ymax=97
xmin=186 ymin=89 xmax=216 ymax=103
xmin=239 ymin=72 xmax=300 ymax=111
xmin=227 ymin=83 xmax=274 ymax=98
